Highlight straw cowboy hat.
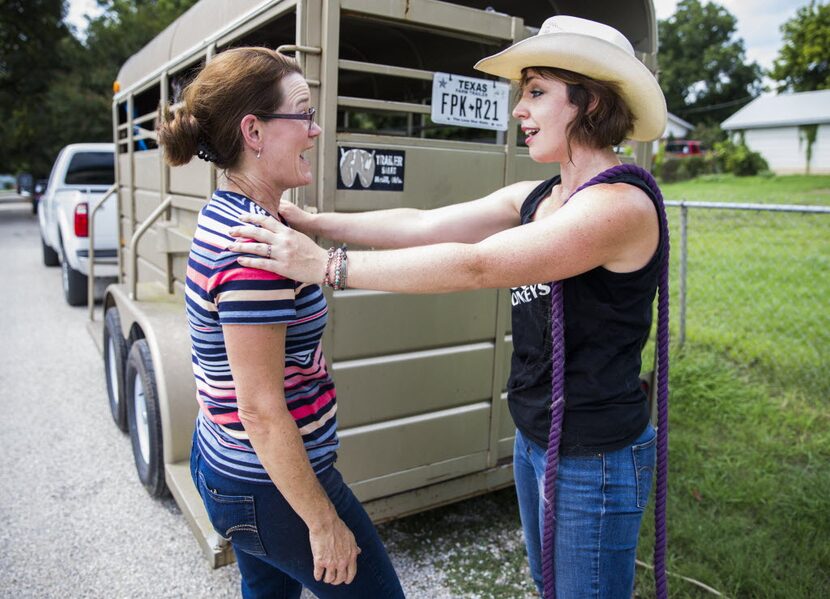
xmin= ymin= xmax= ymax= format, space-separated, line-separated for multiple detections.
xmin=475 ymin=15 xmax=667 ymax=142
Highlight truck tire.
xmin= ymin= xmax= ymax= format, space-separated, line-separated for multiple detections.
xmin=61 ymin=250 xmax=88 ymax=306
xmin=125 ymin=339 xmax=168 ymax=498
xmin=103 ymin=307 xmax=128 ymax=432
xmin=42 ymin=236 xmax=59 ymax=267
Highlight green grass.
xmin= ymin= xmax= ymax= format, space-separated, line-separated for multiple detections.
xmin=636 ymin=346 xmax=830 ymax=598
xmin=660 ymin=175 xmax=829 ymax=402
xmin=661 ymin=174 xmax=830 ymax=205
xmin=380 ymin=174 xmax=829 ymax=598
xmin=646 ymin=175 xmax=830 ymax=596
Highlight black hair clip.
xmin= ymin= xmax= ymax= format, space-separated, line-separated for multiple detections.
xmin=196 ymin=138 xmax=221 ymax=163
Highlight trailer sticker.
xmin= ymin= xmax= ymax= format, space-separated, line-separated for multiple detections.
xmin=431 ymin=72 xmax=509 ymax=131
xmin=337 ymin=147 xmax=405 ymax=191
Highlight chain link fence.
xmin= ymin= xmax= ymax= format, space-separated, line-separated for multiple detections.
xmin=663 ymin=200 xmax=830 ymax=401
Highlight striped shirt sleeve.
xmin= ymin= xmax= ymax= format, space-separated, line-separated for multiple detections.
xmin=209 ymin=252 xmax=296 ymax=326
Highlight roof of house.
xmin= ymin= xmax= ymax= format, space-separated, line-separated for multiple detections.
xmin=667 ymin=112 xmax=693 ymax=131
xmin=722 ymin=89 xmax=830 ymax=130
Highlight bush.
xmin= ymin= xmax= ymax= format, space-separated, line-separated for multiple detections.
xmin=713 ymin=139 xmax=769 ymax=176
xmin=683 ymin=155 xmax=709 ymax=179
xmin=656 ymin=155 xmax=717 ymax=183
xmin=651 ymin=141 xmax=666 ymax=174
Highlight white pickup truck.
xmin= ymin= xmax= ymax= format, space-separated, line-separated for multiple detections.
xmin=38 ymin=143 xmax=118 ymax=306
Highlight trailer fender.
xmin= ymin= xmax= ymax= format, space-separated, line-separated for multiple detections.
xmin=105 ymin=283 xmax=197 ymax=467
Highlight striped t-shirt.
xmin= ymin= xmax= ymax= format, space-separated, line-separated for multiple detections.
xmin=185 ymin=190 xmax=338 ymax=483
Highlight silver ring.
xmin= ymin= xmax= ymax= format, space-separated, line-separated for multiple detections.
xmin=266 ymin=244 xmax=272 ymax=259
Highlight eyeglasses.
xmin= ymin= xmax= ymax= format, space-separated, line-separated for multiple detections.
xmin=255 ymin=107 xmax=316 ymax=132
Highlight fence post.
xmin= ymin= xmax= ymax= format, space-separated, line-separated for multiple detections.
xmin=679 ymin=203 xmax=688 ymax=348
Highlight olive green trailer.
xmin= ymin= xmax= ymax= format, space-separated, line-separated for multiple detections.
xmin=96 ymin=0 xmax=660 ymax=567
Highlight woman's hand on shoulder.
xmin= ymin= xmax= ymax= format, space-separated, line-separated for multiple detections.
xmin=228 ymin=213 xmax=328 ymax=284
xmin=278 ymin=199 xmax=317 ymax=235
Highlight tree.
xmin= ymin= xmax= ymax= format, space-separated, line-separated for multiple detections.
xmin=0 ymin=0 xmax=69 ymax=101
xmin=81 ymin=0 xmax=199 ymax=97
xmin=769 ymin=1 xmax=830 ymax=92
xmin=0 ymin=0 xmax=74 ymax=175
xmin=658 ymin=0 xmax=763 ymax=125
xmin=0 ymin=0 xmax=197 ymax=176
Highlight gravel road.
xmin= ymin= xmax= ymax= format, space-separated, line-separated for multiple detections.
xmin=0 ymin=196 xmax=535 ymax=599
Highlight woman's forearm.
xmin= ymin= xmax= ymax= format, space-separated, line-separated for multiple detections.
xmin=240 ymin=398 xmax=337 ymax=530
xmin=304 ymin=184 xmax=524 ymax=249
xmin=345 ymin=242 xmax=489 ymax=293
xmin=310 ymin=208 xmax=434 ymax=249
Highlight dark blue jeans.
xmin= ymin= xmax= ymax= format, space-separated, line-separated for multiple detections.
xmin=190 ymin=439 xmax=405 ymax=598
xmin=514 ymin=425 xmax=656 ymax=599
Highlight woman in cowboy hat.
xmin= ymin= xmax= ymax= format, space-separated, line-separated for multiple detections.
xmin=228 ymin=16 xmax=670 ymax=599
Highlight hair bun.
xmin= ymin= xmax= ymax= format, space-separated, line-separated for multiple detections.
xmin=157 ymin=107 xmax=200 ymax=166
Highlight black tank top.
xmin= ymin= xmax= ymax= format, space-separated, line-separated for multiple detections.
xmin=507 ymin=172 xmax=665 ymax=454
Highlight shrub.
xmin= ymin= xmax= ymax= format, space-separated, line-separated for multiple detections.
xmin=683 ymin=155 xmax=708 ymax=179
xmin=656 ymin=154 xmax=717 ymax=183
xmin=657 ymin=157 xmax=681 ymax=182
xmin=713 ymin=139 xmax=769 ymax=176
xmin=652 ymin=141 xmax=666 ymax=174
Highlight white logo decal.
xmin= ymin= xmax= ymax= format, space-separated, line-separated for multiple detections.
xmin=339 ymin=148 xmax=375 ymax=188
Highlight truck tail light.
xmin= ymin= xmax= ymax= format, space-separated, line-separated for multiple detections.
xmin=74 ymin=203 xmax=89 ymax=237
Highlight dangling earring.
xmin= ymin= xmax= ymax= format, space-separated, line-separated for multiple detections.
xmin=256 ymin=147 xmax=262 ymax=160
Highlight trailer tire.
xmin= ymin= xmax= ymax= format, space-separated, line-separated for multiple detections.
xmin=125 ymin=339 xmax=168 ymax=498
xmin=103 ymin=307 xmax=128 ymax=432
xmin=42 ymin=236 xmax=59 ymax=267
xmin=61 ymin=250 xmax=88 ymax=306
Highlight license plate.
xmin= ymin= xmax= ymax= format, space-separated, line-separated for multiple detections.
xmin=431 ymin=72 xmax=509 ymax=131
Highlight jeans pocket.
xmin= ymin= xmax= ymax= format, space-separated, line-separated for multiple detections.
xmin=632 ymin=433 xmax=656 ymax=510
xmin=197 ymin=471 xmax=267 ymax=556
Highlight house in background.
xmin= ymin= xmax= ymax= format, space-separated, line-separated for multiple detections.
xmin=665 ymin=112 xmax=694 ymax=140
xmin=652 ymin=112 xmax=694 ymax=155
xmin=721 ymin=89 xmax=830 ymax=175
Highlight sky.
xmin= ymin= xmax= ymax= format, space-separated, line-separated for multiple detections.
xmin=67 ymin=0 xmax=810 ymax=70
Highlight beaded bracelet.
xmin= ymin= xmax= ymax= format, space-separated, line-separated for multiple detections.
xmin=323 ymin=247 xmax=336 ymax=288
xmin=338 ymin=246 xmax=349 ymax=290
xmin=323 ymin=246 xmax=349 ymax=290
xmin=333 ymin=247 xmax=343 ymax=289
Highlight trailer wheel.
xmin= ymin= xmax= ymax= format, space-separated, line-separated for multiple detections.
xmin=125 ymin=339 xmax=168 ymax=498
xmin=103 ymin=307 xmax=128 ymax=432
xmin=61 ymin=250 xmax=88 ymax=306
xmin=42 ymin=236 xmax=59 ymax=267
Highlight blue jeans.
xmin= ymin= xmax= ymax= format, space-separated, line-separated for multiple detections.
xmin=190 ymin=439 xmax=405 ymax=599
xmin=513 ymin=425 xmax=656 ymax=599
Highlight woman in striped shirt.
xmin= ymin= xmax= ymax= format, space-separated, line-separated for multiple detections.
xmin=157 ymin=47 xmax=404 ymax=599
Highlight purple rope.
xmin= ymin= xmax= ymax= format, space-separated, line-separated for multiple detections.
xmin=540 ymin=163 xmax=670 ymax=599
